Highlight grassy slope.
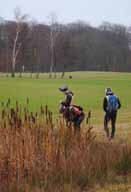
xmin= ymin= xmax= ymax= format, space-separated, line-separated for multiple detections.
xmin=0 ymin=72 xmax=131 ymax=191
xmin=0 ymin=72 xmax=130 ymax=127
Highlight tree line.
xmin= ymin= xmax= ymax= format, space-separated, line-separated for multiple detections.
xmin=0 ymin=12 xmax=131 ymax=77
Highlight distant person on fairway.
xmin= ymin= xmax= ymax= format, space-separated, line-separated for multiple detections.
xmin=103 ymin=88 xmax=121 ymax=140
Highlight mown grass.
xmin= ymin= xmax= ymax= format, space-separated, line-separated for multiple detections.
xmin=0 ymin=72 xmax=131 ymax=113
xmin=0 ymin=72 xmax=131 ymax=132
xmin=0 ymin=72 xmax=130 ymax=137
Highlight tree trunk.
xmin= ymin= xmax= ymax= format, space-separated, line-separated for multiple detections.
xmin=11 ymin=57 xmax=16 ymax=77
xmin=11 ymin=31 xmax=21 ymax=77
xmin=49 ymin=30 xmax=54 ymax=78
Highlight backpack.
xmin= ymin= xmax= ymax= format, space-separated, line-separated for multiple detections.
xmin=72 ymin=105 xmax=83 ymax=111
xmin=69 ymin=106 xmax=82 ymax=116
xmin=107 ymin=95 xmax=118 ymax=112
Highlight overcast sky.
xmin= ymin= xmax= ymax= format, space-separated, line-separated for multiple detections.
xmin=1 ymin=0 xmax=131 ymax=27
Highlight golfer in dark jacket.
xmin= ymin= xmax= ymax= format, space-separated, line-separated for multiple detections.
xmin=59 ymin=85 xmax=74 ymax=107
xmin=103 ymin=88 xmax=121 ymax=139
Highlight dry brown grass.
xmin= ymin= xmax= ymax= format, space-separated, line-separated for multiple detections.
xmin=0 ymin=100 xmax=131 ymax=192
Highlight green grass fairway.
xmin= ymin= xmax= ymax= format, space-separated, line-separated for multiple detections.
xmin=0 ymin=72 xmax=131 ymax=134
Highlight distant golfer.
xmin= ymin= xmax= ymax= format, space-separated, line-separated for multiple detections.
xmin=59 ymin=85 xmax=74 ymax=107
xmin=103 ymin=88 xmax=121 ymax=140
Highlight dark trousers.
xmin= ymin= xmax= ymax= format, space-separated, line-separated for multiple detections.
xmin=73 ymin=113 xmax=85 ymax=132
xmin=104 ymin=111 xmax=117 ymax=138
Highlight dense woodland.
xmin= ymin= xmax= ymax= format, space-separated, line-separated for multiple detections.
xmin=0 ymin=15 xmax=131 ymax=75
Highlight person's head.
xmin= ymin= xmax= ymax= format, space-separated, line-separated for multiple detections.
xmin=105 ymin=87 xmax=113 ymax=95
xmin=59 ymin=85 xmax=74 ymax=97
xmin=59 ymin=85 xmax=68 ymax=94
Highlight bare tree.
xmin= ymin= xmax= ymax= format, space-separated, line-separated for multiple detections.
xmin=48 ymin=13 xmax=60 ymax=78
xmin=11 ymin=7 xmax=28 ymax=77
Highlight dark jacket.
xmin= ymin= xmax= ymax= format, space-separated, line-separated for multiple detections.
xmin=103 ymin=93 xmax=121 ymax=112
xmin=63 ymin=91 xmax=73 ymax=107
